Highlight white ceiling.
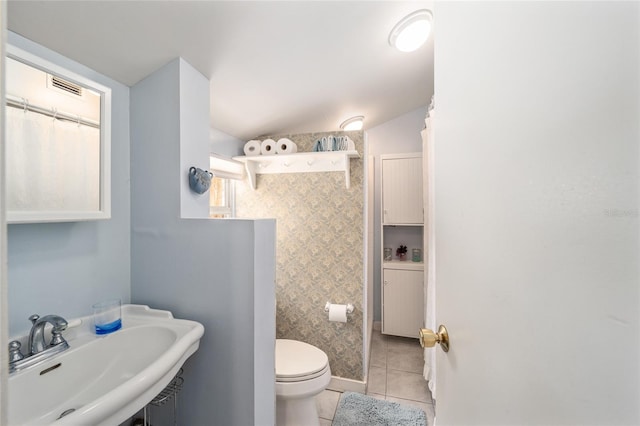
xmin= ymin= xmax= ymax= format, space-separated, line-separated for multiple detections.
xmin=7 ymin=1 xmax=434 ymax=141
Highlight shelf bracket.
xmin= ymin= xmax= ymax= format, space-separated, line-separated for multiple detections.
xmin=244 ymin=161 xmax=257 ymax=190
xmin=343 ymin=155 xmax=351 ymax=189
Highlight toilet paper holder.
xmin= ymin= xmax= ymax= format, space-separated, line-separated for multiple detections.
xmin=324 ymin=302 xmax=355 ymax=315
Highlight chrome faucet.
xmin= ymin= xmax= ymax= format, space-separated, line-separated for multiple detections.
xmin=8 ymin=313 xmax=70 ymax=373
xmin=28 ymin=314 xmax=69 ymax=354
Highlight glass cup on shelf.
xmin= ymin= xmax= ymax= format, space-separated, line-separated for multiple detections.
xmin=384 ymin=248 xmax=392 ymax=261
xmin=412 ymin=248 xmax=422 ymax=262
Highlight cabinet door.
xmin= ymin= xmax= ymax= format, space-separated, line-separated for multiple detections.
xmin=382 ymin=268 xmax=424 ymax=338
xmin=382 ymin=157 xmax=423 ymax=224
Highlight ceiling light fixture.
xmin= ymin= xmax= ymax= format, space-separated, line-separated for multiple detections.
xmin=340 ymin=116 xmax=364 ymax=131
xmin=389 ymin=9 xmax=433 ymax=53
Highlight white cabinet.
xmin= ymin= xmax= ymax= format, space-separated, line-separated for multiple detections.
xmin=382 ymin=155 xmax=423 ymax=224
xmin=380 ymin=153 xmax=424 ymax=338
xmin=382 ymin=267 xmax=424 ymax=338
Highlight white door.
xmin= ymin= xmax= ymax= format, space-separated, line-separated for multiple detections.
xmin=433 ymin=2 xmax=639 ymax=425
xmin=0 ymin=2 xmax=7 ymax=423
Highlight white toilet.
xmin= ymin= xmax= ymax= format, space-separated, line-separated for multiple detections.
xmin=275 ymin=339 xmax=331 ymax=426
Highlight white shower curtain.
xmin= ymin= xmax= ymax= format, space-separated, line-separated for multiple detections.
xmin=6 ymin=107 xmax=100 ymax=212
xmin=423 ymin=109 xmax=437 ymax=399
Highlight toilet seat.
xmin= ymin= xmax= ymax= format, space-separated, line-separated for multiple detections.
xmin=276 ymin=339 xmax=329 ymax=383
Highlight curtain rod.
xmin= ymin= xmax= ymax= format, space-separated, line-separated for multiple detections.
xmin=6 ymin=95 xmax=100 ymax=129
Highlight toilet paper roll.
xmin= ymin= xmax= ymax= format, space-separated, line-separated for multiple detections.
xmin=276 ymin=138 xmax=297 ymax=155
xmin=261 ymin=139 xmax=277 ymax=155
xmin=244 ymin=140 xmax=262 ymax=156
xmin=328 ymin=304 xmax=348 ymax=323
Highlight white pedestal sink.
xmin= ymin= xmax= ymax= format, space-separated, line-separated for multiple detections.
xmin=8 ymin=304 xmax=204 ymax=426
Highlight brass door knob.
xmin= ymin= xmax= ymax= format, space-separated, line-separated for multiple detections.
xmin=419 ymin=324 xmax=450 ymax=352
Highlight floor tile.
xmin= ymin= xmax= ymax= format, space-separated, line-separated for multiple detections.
xmin=366 ymin=365 xmax=386 ymax=395
xmin=425 ymin=384 xmax=434 ymax=404
xmin=387 ymin=344 xmax=424 ymax=374
xmin=316 ymin=390 xmax=341 ymax=420
xmin=371 ymin=329 xmax=388 ymax=342
xmin=386 ymin=370 xmax=430 ymax=403
xmin=367 ymin=329 xmax=431 ymax=412
xmin=386 ymin=335 xmax=421 ymax=350
xmin=369 ymin=343 xmax=387 ymax=368
xmin=370 ymin=334 xmax=388 ymax=350
xmin=426 ymin=400 xmax=435 ymax=425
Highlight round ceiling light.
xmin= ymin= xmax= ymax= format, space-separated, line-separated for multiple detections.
xmin=389 ymin=9 xmax=433 ymax=53
xmin=340 ymin=116 xmax=364 ymax=131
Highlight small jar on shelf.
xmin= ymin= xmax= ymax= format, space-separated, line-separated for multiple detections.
xmin=412 ymin=248 xmax=422 ymax=262
xmin=384 ymin=248 xmax=392 ymax=261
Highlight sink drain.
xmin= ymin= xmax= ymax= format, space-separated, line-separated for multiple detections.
xmin=57 ymin=408 xmax=76 ymax=420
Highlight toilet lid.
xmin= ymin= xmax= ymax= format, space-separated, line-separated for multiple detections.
xmin=276 ymin=339 xmax=329 ymax=381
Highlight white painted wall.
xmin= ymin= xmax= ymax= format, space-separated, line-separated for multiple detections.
xmin=6 ymin=32 xmax=130 ymax=337
xmin=434 ymin=2 xmax=640 ymax=424
xmin=130 ymin=58 xmax=276 ymax=425
xmin=367 ymin=107 xmax=427 ymax=158
xmin=366 ymin=106 xmax=428 ymax=321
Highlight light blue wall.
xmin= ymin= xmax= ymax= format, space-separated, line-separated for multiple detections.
xmin=131 ymin=219 xmax=276 ymax=426
xmin=366 ymin=106 xmax=427 ymax=322
xmin=179 ymin=59 xmax=211 ymax=219
xmin=130 ymin=58 xmax=276 ymax=425
xmin=6 ymin=32 xmax=130 ymax=337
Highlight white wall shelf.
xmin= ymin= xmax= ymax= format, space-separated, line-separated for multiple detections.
xmin=233 ymin=150 xmax=360 ymax=190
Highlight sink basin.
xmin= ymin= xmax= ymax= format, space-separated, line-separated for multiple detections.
xmin=8 ymin=304 xmax=204 ymax=425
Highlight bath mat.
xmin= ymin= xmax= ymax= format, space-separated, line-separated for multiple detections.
xmin=332 ymin=392 xmax=427 ymax=426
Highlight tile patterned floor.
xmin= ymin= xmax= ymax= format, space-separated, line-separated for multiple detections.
xmin=316 ymin=329 xmax=435 ymax=425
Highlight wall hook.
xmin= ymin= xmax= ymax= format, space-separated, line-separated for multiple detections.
xmin=188 ymin=166 xmax=213 ymax=194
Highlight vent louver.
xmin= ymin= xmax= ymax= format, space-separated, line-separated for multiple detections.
xmin=49 ymin=75 xmax=83 ymax=97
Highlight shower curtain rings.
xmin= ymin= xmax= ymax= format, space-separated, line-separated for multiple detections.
xmin=52 ymin=108 xmax=58 ymax=122
xmin=77 ymin=115 xmax=81 ymax=127
xmin=22 ymin=98 xmax=28 ymax=114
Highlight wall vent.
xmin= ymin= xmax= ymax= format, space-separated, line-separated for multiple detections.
xmin=48 ymin=74 xmax=83 ymax=97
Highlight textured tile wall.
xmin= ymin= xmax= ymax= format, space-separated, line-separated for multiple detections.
xmin=235 ymin=131 xmax=364 ymax=380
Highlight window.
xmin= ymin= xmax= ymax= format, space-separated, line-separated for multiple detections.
xmin=209 ymin=176 xmax=234 ymax=218
xmin=208 ymin=154 xmax=245 ymax=219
